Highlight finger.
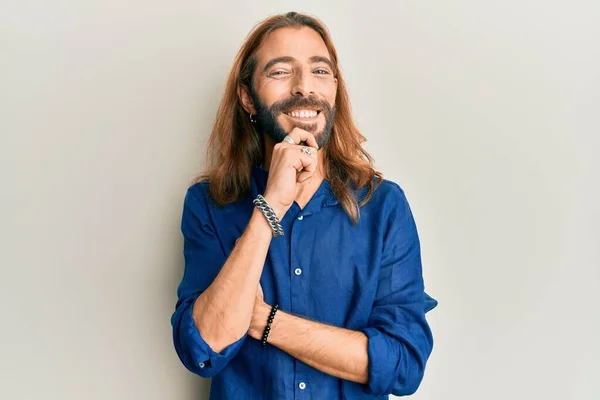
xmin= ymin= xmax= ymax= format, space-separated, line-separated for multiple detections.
xmin=287 ymin=145 xmax=317 ymax=164
xmin=303 ymin=133 xmax=319 ymax=150
xmin=295 ymin=132 xmax=318 ymax=150
xmin=297 ymin=167 xmax=316 ymax=183
xmin=282 ymin=129 xmax=299 ymax=145
xmin=291 ymin=149 xmax=317 ymax=168
xmin=292 ymin=152 xmax=318 ymax=183
xmin=287 ymin=128 xmax=319 ymax=150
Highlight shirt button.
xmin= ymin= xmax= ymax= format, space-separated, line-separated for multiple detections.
xmin=198 ymin=362 xmax=205 ymax=368
xmin=298 ymin=381 xmax=307 ymax=390
xmin=297 ymin=215 xmax=304 ymax=220
xmin=294 ymin=268 xmax=302 ymax=276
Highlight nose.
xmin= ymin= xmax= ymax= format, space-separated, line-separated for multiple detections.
xmin=290 ymin=68 xmax=313 ymax=97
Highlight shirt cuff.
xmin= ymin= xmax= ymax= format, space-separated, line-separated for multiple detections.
xmin=361 ymin=326 xmax=401 ymax=396
xmin=180 ymin=303 xmax=248 ymax=377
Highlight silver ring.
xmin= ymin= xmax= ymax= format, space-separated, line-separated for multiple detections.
xmin=282 ymin=135 xmax=295 ymax=145
xmin=300 ymin=147 xmax=312 ymax=155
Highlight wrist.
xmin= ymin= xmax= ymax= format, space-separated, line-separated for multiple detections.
xmin=249 ymin=208 xmax=276 ymax=237
xmin=253 ymin=194 xmax=286 ymax=236
xmin=261 ymin=193 xmax=288 ymax=221
xmin=249 ymin=301 xmax=273 ymax=339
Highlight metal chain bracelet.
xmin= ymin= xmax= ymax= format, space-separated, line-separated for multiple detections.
xmin=253 ymin=194 xmax=284 ymax=237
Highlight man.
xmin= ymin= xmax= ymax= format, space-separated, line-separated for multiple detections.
xmin=171 ymin=11 xmax=438 ymax=399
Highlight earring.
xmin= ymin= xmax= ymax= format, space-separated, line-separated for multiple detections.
xmin=249 ymin=114 xmax=257 ymax=124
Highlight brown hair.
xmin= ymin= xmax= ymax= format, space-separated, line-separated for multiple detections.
xmin=194 ymin=11 xmax=383 ymax=224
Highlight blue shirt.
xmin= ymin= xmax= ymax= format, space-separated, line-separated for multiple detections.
xmin=171 ymin=165 xmax=438 ymax=399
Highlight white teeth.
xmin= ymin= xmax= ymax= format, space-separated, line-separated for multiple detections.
xmin=287 ymin=110 xmax=318 ymax=118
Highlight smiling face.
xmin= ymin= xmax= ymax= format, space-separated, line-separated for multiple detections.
xmin=241 ymin=27 xmax=338 ymax=148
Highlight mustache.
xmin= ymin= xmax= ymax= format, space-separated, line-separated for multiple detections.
xmin=270 ymin=95 xmax=332 ymax=115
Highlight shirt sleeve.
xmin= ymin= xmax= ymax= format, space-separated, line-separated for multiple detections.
xmin=170 ymin=186 xmax=248 ymax=378
xmin=361 ymin=184 xmax=438 ymax=396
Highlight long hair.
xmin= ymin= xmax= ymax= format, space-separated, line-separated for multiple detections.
xmin=194 ymin=11 xmax=383 ymax=225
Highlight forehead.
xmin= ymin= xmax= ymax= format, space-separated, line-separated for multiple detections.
xmin=255 ymin=27 xmax=331 ymax=66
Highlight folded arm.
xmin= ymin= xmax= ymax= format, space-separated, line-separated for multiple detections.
xmin=249 ymin=302 xmax=369 ymax=384
xmin=249 ymin=185 xmax=438 ymax=396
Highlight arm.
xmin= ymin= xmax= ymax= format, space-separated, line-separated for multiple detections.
xmin=248 ymin=185 xmax=438 ymax=396
xmin=171 ymin=186 xmax=278 ymax=377
xmin=248 ymin=301 xmax=369 ymax=384
xmin=193 ymin=205 xmax=273 ymax=353
xmin=359 ymin=185 xmax=438 ymax=396
xmin=173 ymin=130 xmax=319 ymax=377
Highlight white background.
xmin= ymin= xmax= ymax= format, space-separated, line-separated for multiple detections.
xmin=1 ymin=1 xmax=598 ymax=399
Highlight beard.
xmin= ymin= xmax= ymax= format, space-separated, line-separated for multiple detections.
xmin=250 ymin=87 xmax=336 ymax=149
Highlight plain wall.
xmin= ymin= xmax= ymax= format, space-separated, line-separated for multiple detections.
xmin=1 ymin=1 xmax=598 ymax=399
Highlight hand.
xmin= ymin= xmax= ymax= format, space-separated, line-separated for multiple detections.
xmin=249 ymin=283 xmax=270 ymax=339
xmin=256 ymin=282 xmax=264 ymax=302
xmin=263 ymin=127 xmax=319 ymax=218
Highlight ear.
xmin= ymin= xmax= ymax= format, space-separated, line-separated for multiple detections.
xmin=238 ymin=84 xmax=257 ymax=115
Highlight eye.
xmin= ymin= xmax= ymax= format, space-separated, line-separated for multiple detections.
xmin=314 ymin=69 xmax=330 ymax=75
xmin=269 ymin=70 xmax=289 ymax=76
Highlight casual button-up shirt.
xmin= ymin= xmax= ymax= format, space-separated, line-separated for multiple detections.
xmin=171 ymin=165 xmax=438 ymax=399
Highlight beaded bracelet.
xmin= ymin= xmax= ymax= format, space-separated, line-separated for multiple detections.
xmin=261 ymin=304 xmax=279 ymax=346
xmin=253 ymin=194 xmax=284 ymax=237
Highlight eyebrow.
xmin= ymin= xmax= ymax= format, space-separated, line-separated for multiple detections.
xmin=261 ymin=55 xmax=334 ymax=73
